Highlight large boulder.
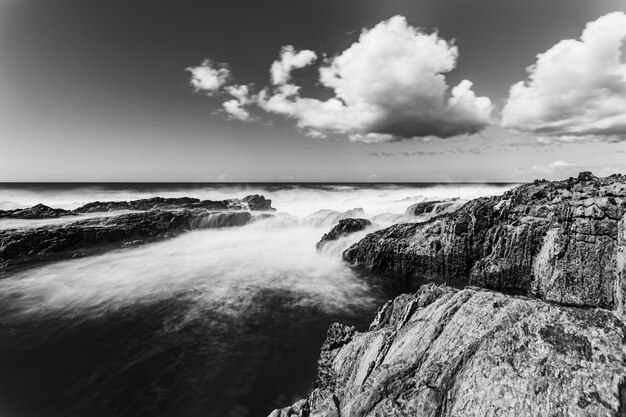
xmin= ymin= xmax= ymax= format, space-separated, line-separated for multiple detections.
xmin=344 ymin=172 xmax=626 ymax=315
xmin=270 ymin=284 xmax=626 ymax=417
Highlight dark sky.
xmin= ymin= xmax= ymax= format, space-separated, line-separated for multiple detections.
xmin=1 ymin=0 xmax=626 ymax=181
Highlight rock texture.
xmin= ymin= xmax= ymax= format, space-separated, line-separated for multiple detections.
xmin=316 ymin=218 xmax=372 ymax=251
xmin=242 ymin=194 xmax=276 ymax=211
xmin=270 ymin=284 xmax=626 ymax=417
xmin=73 ymin=195 xmax=274 ymax=213
xmin=0 ymin=195 xmax=275 ymax=219
xmin=0 ymin=210 xmax=253 ymax=270
xmin=0 ymin=204 xmax=74 ymax=219
xmin=344 ymin=172 xmax=626 ymax=316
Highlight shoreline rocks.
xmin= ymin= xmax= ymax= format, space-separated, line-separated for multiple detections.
xmin=271 ymin=284 xmax=626 ymax=417
xmin=0 ymin=194 xmax=275 ymax=271
xmin=0 ymin=195 xmax=276 ymax=219
xmin=0 ymin=204 xmax=75 ymax=219
xmin=272 ymin=173 xmax=626 ymax=416
xmin=343 ymin=172 xmax=626 ymax=316
xmin=0 ymin=209 xmax=255 ymax=271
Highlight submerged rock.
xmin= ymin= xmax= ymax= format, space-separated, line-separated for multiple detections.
xmin=270 ymin=284 xmax=626 ymax=417
xmin=316 ymin=218 xmax=372 ymax=251
xmin=344 ymin=172 xmax=626 ymax=315
xmin=0 ymin=204 xmax=74 ymax=219
xmin=0 ymin=209 xmax=253 ymax=270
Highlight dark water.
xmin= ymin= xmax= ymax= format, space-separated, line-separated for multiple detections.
xmin=0 ymin=285 xmax=392 ymax=417
xmin=0 ymin=183 xmax=512 ymax=417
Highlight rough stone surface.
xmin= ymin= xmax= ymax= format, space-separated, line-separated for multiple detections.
xmin=0 ymin=210 xmax=253 ymax=270
xmin=344 ymin=172 xmax=626 ymax=313
xmin=316 ymin=218 xmax=372 ymax=251
xmin=270 ymin=284 xmax=626 ymax=417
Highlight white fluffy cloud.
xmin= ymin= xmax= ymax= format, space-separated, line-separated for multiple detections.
xmin=187 ymin=60 xmax=231 ymax=94
xmin=502 ymin=12 xmax=626 ymax=138
xmin=222 ymin=100 xmax=250 ymax=121
xmin=187 ymin=16 xmax=492 ymax=141
xmin=270 ymin=46 xmax=317 ymax=85
xmin=259 ymin=16 xmax=492 ymax=141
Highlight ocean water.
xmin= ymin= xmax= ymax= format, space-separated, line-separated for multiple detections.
xmin=0 ymin=183 xmax=514 ymax=417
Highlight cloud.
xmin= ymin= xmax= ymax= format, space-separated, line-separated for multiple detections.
xmin=502 ymin=12 xmax=626 ymax=138
xmin=222 ymin=100 xmax=250 ymax=121
xmin=259 ymin=16 xmax=492 ymax=141
xmin=187 ymin=16 xmax=493 ymax=142
xmin=270 ymin=46 xmax=317 ymax=85
xmin=187 ymin=60 xmax=231 ymax=94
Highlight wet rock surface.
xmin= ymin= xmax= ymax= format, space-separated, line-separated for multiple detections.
xmin=316 ymin=218 xmax=372 ymax=251
xmin=0 ymin=194 xmax=275 ymax=270
xmin=270 ymin=284 xmax=626 ymax=417
xmin=344 ymin=172 xmax=626 ymax=313
xmin=0 ymin=204 xmax=75 ymax=219
xmin=0 ymin=195 xmax=275 ymax=218
xmin=0 ymin=209 xmax=256 ymax=270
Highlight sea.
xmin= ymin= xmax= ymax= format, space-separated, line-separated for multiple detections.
xmin=0 ymin=182 xmax=514 ymax=417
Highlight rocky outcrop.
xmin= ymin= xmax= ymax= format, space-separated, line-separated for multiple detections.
xmin=270 ymin=284 xmax=626 ymax=417
xmin=316 ymin=218 xmax=372 ymax=251
xmin=0 ymin=210 xmax=253 ymax=270
xmin=344 ymin=172 xmax=626 ymax=315
xmin=0 ymin=195 xmax=275 ymax=219
xmin=0 ymin=204 xmax=74 ymax=219
xmin=242 ymin=194 xmax=276 ymax=211
xmin=72 ymin=195 xmax=275 ymax=213
xmin=72 ymin=196 xmax=230 ymax=213
xmin=404 ymin=198 xmax=465 ymax=217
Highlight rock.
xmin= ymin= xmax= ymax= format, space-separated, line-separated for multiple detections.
xmin=0 ymin=209 xmax=253 ymax=270
xmin=404 ymin=198 xmax=465 ymax=217
xmin=242 ymin=194 xmax=276 ymax=211
xmin=0 ymin=204 xmax=74 ymax=219
xmin=73 ymin=197 xmax=230 ymax=213
xmin=316 ymin=218 xmax=372 ymax=250
xmin=0 ymin=195 xmax=275 ymax=219
xmin=344 ymin=173 xmax=626 ymax=315
xmin=270 ymin=284 xmax=626 ymax=417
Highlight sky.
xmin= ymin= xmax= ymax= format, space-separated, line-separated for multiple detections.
xmin=1 ymin=0 xmax=626 ymax=182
